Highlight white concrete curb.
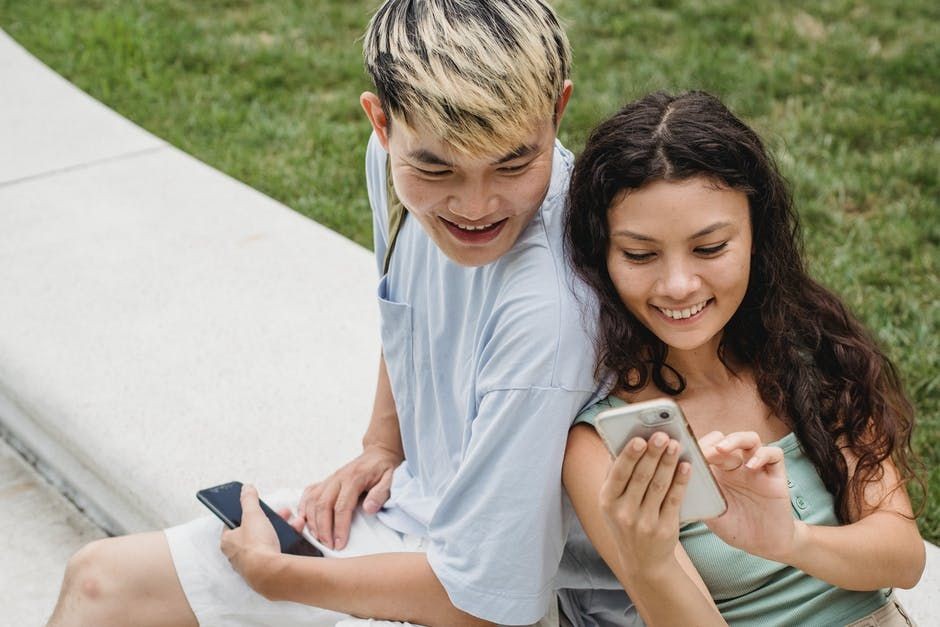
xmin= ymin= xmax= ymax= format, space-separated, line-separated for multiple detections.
xmin=0 ymin=29 xmax=379 ymax=534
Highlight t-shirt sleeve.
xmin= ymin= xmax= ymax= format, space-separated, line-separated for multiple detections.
xmin=364 ymin=132 xmax=389 ymax=276
xmin=426 ymin=385 xmax=592 ymax=625
xmin=573 ymin=396 xmax=618 ymax=427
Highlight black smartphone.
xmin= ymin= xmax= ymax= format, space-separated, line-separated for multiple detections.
xmin=196 ymin=481 xmax=322 ymax=557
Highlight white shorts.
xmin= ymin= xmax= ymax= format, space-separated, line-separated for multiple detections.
xmin=164 ymin=489 xmax=427 ymax=627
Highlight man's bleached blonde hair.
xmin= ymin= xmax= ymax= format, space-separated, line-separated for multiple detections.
xmin=364 ymin=0 xmax=571 ymax=156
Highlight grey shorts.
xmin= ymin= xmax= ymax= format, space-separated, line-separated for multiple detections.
xmin=846 ymin=593 xmax=916 ymax=627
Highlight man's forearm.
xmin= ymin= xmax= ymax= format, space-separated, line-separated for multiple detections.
xmin=257 ymin=552 xmax=492 ymax=627
xmin=362 ymin=353 xmax=404 ymax=458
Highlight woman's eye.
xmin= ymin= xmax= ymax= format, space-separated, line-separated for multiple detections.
xmin=622 ymin=250 xmax=656 ymax=262
xmin=695 ymin=242 xmax=728 ymax=256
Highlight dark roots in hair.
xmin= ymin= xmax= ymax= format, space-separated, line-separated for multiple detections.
xmin=564 ymin=91 xmax=922 ymax=523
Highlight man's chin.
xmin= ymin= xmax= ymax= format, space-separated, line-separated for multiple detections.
xmin=438 ymin=240 xmax=510 ymax=267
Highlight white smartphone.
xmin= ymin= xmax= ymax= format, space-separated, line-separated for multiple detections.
xmin=595 ymin=398 xmax=727 ymax=522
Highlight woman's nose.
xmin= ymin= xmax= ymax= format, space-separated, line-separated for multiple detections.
xmin=656 ymin=258 xmax=702 ymax=301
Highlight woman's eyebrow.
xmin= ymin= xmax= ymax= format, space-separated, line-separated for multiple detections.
xmin=610 ymin=229 xmax=656 ymax=242
xmin=689 ymin=221 xmax=733 ymax=239
xmin=611 ymin=221 xmax=734 ymax=242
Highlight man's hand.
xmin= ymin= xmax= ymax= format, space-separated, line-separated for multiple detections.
xmin=220 ymin=484 xmax=282 ymax=593
xmin=294 ymin=444 xmax=402 ymax=550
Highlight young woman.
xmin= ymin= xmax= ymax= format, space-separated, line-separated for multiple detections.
xmin=560 ymin=91 xmax=925 ymax=626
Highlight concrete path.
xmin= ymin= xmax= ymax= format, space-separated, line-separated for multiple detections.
xmin=0 ymin=27 xmax=378 ymax=533
xmin=1 ymin=27 xmax=377 ymax=622
xmin=0 ymin=437 xmax=106 ymax=625
xmin=0 ymin=27 xmax=936 ymax=627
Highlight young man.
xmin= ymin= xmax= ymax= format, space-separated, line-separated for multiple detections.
xmin=48 ymin=2 xmax=599 ymax=625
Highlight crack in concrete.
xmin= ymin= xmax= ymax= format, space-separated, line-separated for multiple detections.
xmin=0 ymin=144 xmax=167 ymax=189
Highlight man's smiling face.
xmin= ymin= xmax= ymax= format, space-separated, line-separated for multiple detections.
xmin=361 ymin=85 xmax=571 ymax=267
xmin=384 ymin=119 xmax=557 ymax=267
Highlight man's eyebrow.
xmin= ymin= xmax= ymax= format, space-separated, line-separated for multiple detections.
xmin=611 ymin=221 xmax=734 ymax=242
xmin=407 ymin=149 xmax=454 ymax=167
xmin=493 ymin=143 xmax=538 ymax=165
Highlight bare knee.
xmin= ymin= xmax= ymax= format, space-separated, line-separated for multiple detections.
xmin=55 ymin=538 xmax=129 ymax=625
xmin=50 ymin=532 xmax=196 ymax=627
xmin=49 ymin=538 xmax=148 ymax=627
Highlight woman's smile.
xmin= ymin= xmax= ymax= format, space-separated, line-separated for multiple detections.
xmin=651 ymin=298 xmax=714 ymax=324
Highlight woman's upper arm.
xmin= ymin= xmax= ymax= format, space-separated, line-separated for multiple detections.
xmin=840 ymin=442 xmax=915 ymax=521
xmin=562 ymin=424 xmax=614 ymax=550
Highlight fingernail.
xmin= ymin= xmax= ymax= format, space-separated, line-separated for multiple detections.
xmin=679 ymin=463 xmax=690 ymax=475
xmin=334 ymin=537 xmax=343 ymax=548
xmin=652 ymin=433 xmax=667 ymax=447
xmin=364 ymin=499 xmax=378 ymax=513
xmin=746 ymin=458 xmax=759 ymax=469
xmin=667 ymin=441 xmax=678 ymax=455
xmin=631 ymin=439 xmax=645 ymax=452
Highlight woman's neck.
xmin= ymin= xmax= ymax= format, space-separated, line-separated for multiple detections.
xmin=664 ymin=338 xmax=740 ymax=394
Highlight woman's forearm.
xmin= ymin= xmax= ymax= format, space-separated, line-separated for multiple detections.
xmin=782 ymin=514 xmax=925 ymax=590
xmin=616 ymin=553 xmax=726 ymax=627
xmin=563 ymin=425 xmax=725 ymax=627
xmin=254 ymin=551 xmax=493 ymax=627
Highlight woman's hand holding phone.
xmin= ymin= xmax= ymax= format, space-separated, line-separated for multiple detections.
xmin=599 ymin=431 xmax=692 ymax=578
xmin=699 ymin=431 xmax=800 ymax=563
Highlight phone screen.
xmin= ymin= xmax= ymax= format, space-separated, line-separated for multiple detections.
xmin=196 ymin=481 xmax=322 ymax=557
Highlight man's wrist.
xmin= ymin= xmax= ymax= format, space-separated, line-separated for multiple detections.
xmin=245 ymin=550 xmax=291 ymax=600
xmin=361 ymin=437 xmax=404 ymax=461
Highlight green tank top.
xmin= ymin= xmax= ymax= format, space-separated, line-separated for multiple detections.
xmin=575 ymin=396 xmax=891 ymax=626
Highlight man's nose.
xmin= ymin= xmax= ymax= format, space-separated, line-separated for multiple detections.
xmin=449 ymin=184 xmax=497 ymax=222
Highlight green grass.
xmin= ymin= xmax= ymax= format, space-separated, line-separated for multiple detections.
xmin=1 ymin=0 xmax=937 ymax=541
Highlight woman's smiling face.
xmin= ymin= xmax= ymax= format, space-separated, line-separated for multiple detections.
xmin=606 ymin=176 xmax=752 ymax=353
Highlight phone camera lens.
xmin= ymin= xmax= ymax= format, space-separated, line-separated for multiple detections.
xmin=659 ymin=411 xmax=670 ymax=420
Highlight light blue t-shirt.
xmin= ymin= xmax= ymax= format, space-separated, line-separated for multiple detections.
xmin=364 ymin=134 xmax=601 ymax=624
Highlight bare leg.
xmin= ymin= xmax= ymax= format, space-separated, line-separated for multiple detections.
xmin=47 ymin=532 xmax=197 ymax=627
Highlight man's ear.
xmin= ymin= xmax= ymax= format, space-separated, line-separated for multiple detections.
xmin=361 ymin=92 xmax=391 ymax=150
xmin=554 ymin=80 xmax=574 ymax=128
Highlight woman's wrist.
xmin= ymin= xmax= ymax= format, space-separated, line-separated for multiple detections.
xmin=765 ymin=519 xmax=810 ymax=565
xmin=617 ymin=551 xmax=683 ymax=589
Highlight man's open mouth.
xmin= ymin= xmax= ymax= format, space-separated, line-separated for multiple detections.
xmin=441 ymin=217 xmax=508 ymax=243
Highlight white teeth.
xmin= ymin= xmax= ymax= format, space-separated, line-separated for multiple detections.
xmin=657 ymin=300 xmax=709 ymax=320
xmin=455 ymin=222 xmax=494 ymax=231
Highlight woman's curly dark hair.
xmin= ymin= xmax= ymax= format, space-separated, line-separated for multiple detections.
xmin=565 ymin=91 xmax=921 ymax=523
